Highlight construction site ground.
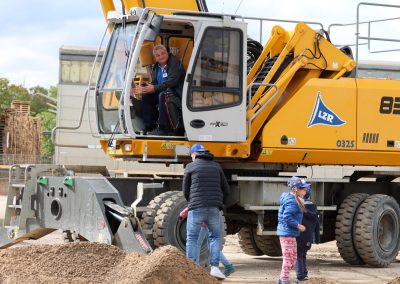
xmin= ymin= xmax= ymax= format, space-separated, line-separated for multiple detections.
xmin=0 ymin=196 xmax=399 ymax=283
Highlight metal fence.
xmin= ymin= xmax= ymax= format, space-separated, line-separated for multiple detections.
xmin=0 ymin=154 xmax=53 ymax=167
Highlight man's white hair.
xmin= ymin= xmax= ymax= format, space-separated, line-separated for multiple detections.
xmin=153 ymin=44 xmax=167 ymax=53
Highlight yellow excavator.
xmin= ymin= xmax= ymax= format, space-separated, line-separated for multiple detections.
xmin=2 ymin=0 xmax=400 ymax=268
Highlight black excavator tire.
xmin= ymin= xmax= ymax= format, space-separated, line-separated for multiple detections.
xmin=140 ymin=191 xmax=179 ymax=248
xmin=238 ymin=227 xmax=263 ymax=256
xmin=335 ymin=193 xmax=369 ymax=265
xmin=354 ymin=194 xmax=400 ymax=267
xmin=255 ymin=234 xmax=282 ymax=257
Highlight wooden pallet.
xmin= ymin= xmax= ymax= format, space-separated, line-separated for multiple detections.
xmin=10 ymin=100 xmax=30 ymax=114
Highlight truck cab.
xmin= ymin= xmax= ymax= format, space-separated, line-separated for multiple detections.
xmin=96 ymin=9 xmax=247 ymax=143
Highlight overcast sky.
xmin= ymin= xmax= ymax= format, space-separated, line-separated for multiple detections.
xmin=0 ymin=0 xmax=399 ymax=88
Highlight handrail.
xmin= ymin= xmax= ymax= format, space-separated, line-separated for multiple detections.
xmin=51 ymin=87 xmax=94 ymax=148
xmin=246 ymin=82 xmax=278 ymax=139
xmin=328 ymin=16 xmax=400 ymax=35
xmin=89 ymin=24 xmax=110 ymax=139
xmin=242 ymin=16 xmax=324 ymax=44
xmin=355 ymin=3 xmax=400 ymax=76
xmin=328 ymin=16 xmax=400 ymax=51
xmin=121 ymin=8 xmax=152 ymax=138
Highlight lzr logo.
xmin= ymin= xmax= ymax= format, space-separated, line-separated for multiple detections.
xmin=308 ymin=92 xmax=345 ymax=128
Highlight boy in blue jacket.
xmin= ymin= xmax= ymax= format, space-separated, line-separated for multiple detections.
xmin=295 ymin=187 xmax=320 ymax=282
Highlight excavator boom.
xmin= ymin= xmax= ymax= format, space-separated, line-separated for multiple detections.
xmin=100 ymin=0 xmax=207 ymax=18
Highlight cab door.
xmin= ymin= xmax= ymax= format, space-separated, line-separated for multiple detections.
xmin=182 ymin=21 xmax=246 ymax=142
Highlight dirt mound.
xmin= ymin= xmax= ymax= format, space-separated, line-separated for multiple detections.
xmin=388 ymin=277 xmax=400 ymax=284
xmin=107 ymin=245 xmax=218 ymax=284
xmin=0 ymin=242 xmax=125 ymax=283
xmin=0 ymin=243 xmax=217 ymax=284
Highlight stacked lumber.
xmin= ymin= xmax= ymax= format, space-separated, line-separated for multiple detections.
xmin=0 ymin=101 xmax=42 ymax=164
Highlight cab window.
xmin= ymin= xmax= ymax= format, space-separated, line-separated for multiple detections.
xmin=188 ymin=28 xmax=242 ymax=110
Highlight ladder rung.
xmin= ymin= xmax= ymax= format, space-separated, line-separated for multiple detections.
xmin=4 ymin=226 xmax=18 ymax=229
xmin=11 ymin=184 xmax=25 ymax=188
xmin=8 ymin=204 xmax=22 ymax=209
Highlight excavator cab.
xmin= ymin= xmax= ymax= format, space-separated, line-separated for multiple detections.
xmin=95 ymin=8 xmax=247 ymax=143
xmin=97 ymin=21 xmax=136 ymax=134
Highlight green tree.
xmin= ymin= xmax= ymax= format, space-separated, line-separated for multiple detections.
xmin=30 ymin=86 xmax=48 ymax=115
xmin=0 ymin=78 xmax=58 ymax=160
xmin=0 ymin=78 xmax=30 ymax=116
xmin=37 ymin=111 xmax=56 ymax=159
xmin=49 ymin=86 xmax=58 ymax=99
xmin=30 ymin=86 xmax=58 ymax=115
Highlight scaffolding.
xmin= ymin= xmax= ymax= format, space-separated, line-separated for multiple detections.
xmin=0 ymin=101 xmax=42 ymax=165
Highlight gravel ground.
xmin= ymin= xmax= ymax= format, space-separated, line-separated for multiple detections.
xmin=223 ymin=234 xmax=400 ymax=284
xmin=1 ymin=230 xmax=400 ymax=283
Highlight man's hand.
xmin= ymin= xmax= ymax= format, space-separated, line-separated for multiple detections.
xmin=297 ymin=224 xmax=306 ymax=232
xmin=141 ymin=84 xmax=155 ymax=94
xmin=131 ymin=85 xmax=142 ymax=97
xmin=131 ymin=84 xmax=155 ymax=96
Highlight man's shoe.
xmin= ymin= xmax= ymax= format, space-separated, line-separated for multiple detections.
xmin=223 ymin=264 xmax=235 ymax=277
xmin=276 ymin=279 xmax=290 ymax=284
xmin=210 ymin=266 xmax=226 ymax=280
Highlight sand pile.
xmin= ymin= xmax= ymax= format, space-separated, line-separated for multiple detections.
xmin=388 ymin=277 xmax=400 ymax=284
xmin=0 ymin=243 xmax=218 ymax=284
xmin=108 ymin=245 xmax=218 ymax=284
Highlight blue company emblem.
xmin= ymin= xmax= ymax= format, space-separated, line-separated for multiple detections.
xmin=308 ymin=92 xmax=345 ymax=128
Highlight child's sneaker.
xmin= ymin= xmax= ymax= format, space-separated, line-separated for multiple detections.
xmin=223 ymin=264 xmax=236 ymax=277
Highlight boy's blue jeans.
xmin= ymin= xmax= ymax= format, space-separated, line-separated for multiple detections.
xmin=196 ymin=226 xmax=230 ymax=266
xmin=186 ymin=207 xmax=221 ymax=267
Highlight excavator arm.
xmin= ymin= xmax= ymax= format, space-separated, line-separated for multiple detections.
xmin=100 ymin=0 xmax=208 ymax=19
xmin=246 ymin=23 xmax=356 ymax=143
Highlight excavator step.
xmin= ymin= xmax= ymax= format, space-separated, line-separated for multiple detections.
xmin=7 ymin=204 xmax=22 ymax=209
xmin=11 ymin=184 xmax=25 ymax=188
